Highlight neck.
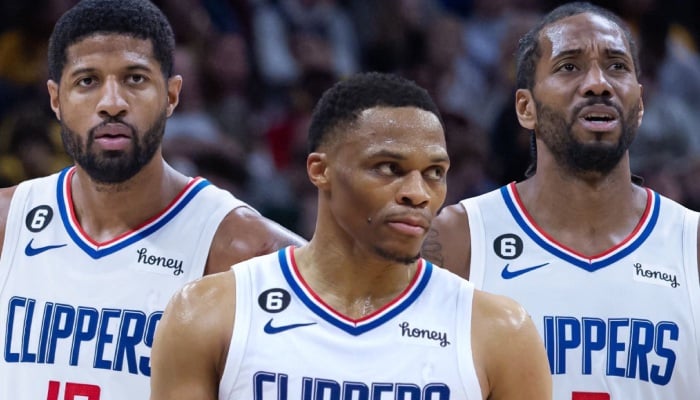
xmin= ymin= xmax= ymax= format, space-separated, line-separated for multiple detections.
xmin=293 ymin=240 xmax=419 ymax=319
xmin=69 ymin=159 xmax=190 ymax=242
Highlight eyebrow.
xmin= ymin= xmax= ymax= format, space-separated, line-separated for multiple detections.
xmin=67 ymin=64 xmax=154 ymax=79
xmin=552 ymin=47 xmax=631 ymax=60
xmin=371 ymin=149 xmax=450 ymax=164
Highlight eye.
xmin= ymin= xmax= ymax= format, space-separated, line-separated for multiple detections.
xmin=425 ymin=166 xmax=446 ymax=181
xmin=77 ymin=76 xmax=96 ymax=87
xmin=127 ymin=74 xmax=147 ymax=85
xmin=376 ymin=162 xmax=400 ymax=176
xmin=556 ymin=63 xmax=577 ymax=72
xmin=610 ymin=62 xmax=630 ymax=71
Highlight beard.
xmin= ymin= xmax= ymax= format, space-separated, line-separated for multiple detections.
xmin=373 ymin=245 xmax=421 ymax=265
xmin=60 ymin=111 xmax=166 ymax=184
xmin=534 ymin=97 xmax=639 ymax=176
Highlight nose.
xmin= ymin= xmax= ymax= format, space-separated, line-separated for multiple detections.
xmin=580 ymin=63 xmax=612 ymax=98
xmin=396 ymin=170 xmax=430 ymax=207
xmin=96 ymin=77 xmax=128 ymax=118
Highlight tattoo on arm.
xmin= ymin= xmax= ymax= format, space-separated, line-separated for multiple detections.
xmin=421 ymin=228 xmax=444 ymax=266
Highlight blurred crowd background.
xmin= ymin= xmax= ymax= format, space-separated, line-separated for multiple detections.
xmin=1 ymin=0 xmax=700 ymax=239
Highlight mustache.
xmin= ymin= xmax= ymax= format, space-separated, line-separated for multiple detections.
xmin=88 ymin=117 xmax=136 ymax=137
xmin=572 ymin=96 xmax=623 ymax=117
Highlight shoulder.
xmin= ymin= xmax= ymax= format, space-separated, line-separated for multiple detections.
xmin=0 ymin=186 xmax=18 ymax=254
xmin=205 ymin=206 xmax=307 ymax=274
xmin=151 ymin=270 xmax=237 ymax=395
xmin=470 ymin=289 xmax=552 ymax=399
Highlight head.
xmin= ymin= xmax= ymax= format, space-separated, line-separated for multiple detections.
xmin=514 ymin=2 xmax=643 ymax=179
xmin=46 ymin=0 xmax=181 ymax=184
xmin=307 ymin=72 xmax=449 ymax=264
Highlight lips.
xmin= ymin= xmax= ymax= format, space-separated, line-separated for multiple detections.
xmin=577 ymin=104 xmax=620 ymax=132
xmin=93 ymin=122 xmax=132 ymax=138
xmin=386 ymin=215 xmax=430 ymax=237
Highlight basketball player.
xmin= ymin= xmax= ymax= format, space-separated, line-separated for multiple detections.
xmin=149 ymin=72 xmax=552 ymax=400
xmin=0 ymin=1 xmax=305 ymax=399
xmin=421 ymin=2 xmax=700 ymax=399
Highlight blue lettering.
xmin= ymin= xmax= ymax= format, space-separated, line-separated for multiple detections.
xmin=344 ymin=382 xmax=369 ymax=400
xmin=94 ymin=308 xmax=120 ymax=370
xmin=114 ymin=310 xmax=147 ymax=374
xmin=627 ymin=319 xmax=654 ymax=381
xmin=47 ymin=304 xmax=75 ymax=363
xmin=543 ymin=315 xmax=679 ymax=387
xmin=543 ymin=316 xmax=555 ymax=374
xmin=396 ymin=384 xmax=421 ymax=400
xmin=5 ymin=297 xmax=24 ymax=362
xmin=556 ymin=317 xmax=581 ymax=374
xmin=38 ymin=302 xmax=54 ymax=363
xmin=607 ymin=319 xmax=628 ymax=377
xmin=652 ymin=322 xmax=678 ymax=385
xmin=582 ymin=318 xmax=605 ymax=374
xmin=70 ymin=307 xmax=99 ymax=366
xmin=251 ymin=373 xmax=449 ymax=400
xmin=20 ymin=298 xmax=37 ymax=362
xmin=316 ymin=379 xmax=340 ymax=400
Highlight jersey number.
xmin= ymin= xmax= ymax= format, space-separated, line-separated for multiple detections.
xmin=47 ymin=380 xmax=101 ymax=400
xmin=572 ymin=392 xmax=610 ymax=400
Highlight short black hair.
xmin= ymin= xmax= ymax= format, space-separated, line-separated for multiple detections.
xmin=308 ymin=72 xmax=442 ymax=153
xmin=48 ymin=0 xmax=175 ymax=82
xmin=515 ymin=1 xmax=640 ymax=91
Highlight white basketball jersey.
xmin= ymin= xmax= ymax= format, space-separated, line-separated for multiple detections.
xmin=463 ymin=183 xmax=700 ymax=400
xmin=219 ymin=246 xmax=482 ymax=400
xmin=0 ymin=166 xmax=251 ymax=400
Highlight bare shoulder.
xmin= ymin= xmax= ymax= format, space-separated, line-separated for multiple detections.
xmin=471 ymin=290 xmax=552 ymax=399
xmin=150 ymin=270 xmax=236 ymax=400
xmin=0 ymin=186 xmax=18 ymax=254
xmin=422 ymin=203 xmax=471 ymax=278
xmin=206 ymin=206 xmax=307 ymax=274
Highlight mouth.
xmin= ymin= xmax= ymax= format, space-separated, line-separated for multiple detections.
xmin=577 ymin=106 xmax=619 ymax=132
xmin=386 ymin=216 xmax=430 ymax=237
xmin=93 ymin=122 xmax=133 ymax=139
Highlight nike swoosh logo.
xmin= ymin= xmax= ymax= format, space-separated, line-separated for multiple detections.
xmin=24 ymin=239 xmax=67 ymax=256
xmin=501 ymin=262 xmax=550 ymax=279
xmin=263 ymin=318 xmax=316 ymax=334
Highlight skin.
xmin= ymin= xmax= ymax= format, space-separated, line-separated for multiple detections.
xmin=422 ymin=13 xmax=700 ymax=282
xmin=149 ymin=106 xmax=552 ymax=399
xmin=0 ymin=33 xmax=305 ymax=277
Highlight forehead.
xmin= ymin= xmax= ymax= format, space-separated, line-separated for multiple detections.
xmin=342 ymin=106 xmax=447 ymax=156
xmin=540 ymin=12 xmax=630 ymax=59
xmin=63 ymin=34 xmax=157 ymax=73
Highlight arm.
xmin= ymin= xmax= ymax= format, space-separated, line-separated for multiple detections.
xmin=150 ymin=271 xmax=236 ymax=400
xmin=0 ymin=186 xmax=18 ymax=256
xmin=205 ymin=206 xmax=307 ymax=274
xmin=421 ymin=203 xmax=472 ymax=278
xmin=471 ymin=290 xmax=552 ymax=400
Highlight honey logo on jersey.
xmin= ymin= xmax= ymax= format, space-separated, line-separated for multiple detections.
xmin=398 ymin=321 xmax=451 ymax=347
xmin=632 ymin=263 xmax=680 ymax=288
xmin=135 ymin=248 xmax=184 ymax=276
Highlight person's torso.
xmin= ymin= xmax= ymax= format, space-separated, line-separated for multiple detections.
xmin=220 ymin=247 xmax=482 ymax=400
xmin=0 ymin=167 xmax=247 ymax=400
xmin=464 ymin=183 xmax=700 ymax=400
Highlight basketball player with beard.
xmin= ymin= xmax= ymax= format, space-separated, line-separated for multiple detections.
xmin=0 ymin=1 xmax=305 ymax=399
xmin=422 ymin=2 xmax=700 ymax=399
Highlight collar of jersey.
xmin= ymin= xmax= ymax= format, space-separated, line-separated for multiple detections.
xmin=56 ymin=166 xmax=211 ymax=259
xmin=501 ymin=182 xmax=659 ymax=272
xmin=277 ymin=246 xmax=432 ymax=336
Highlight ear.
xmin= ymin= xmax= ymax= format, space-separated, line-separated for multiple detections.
xmin=636 ymin=83 xmax=644 ymax=127
xmin=307 ymin=152 xmax=330 ymax=190
xmin=515 ymin=88 xmax=536 ymax=130
xmin=166 ymin=75 xmax=183 ymax=117
xmin=47 ymin=80 xmax=61 ymax=121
